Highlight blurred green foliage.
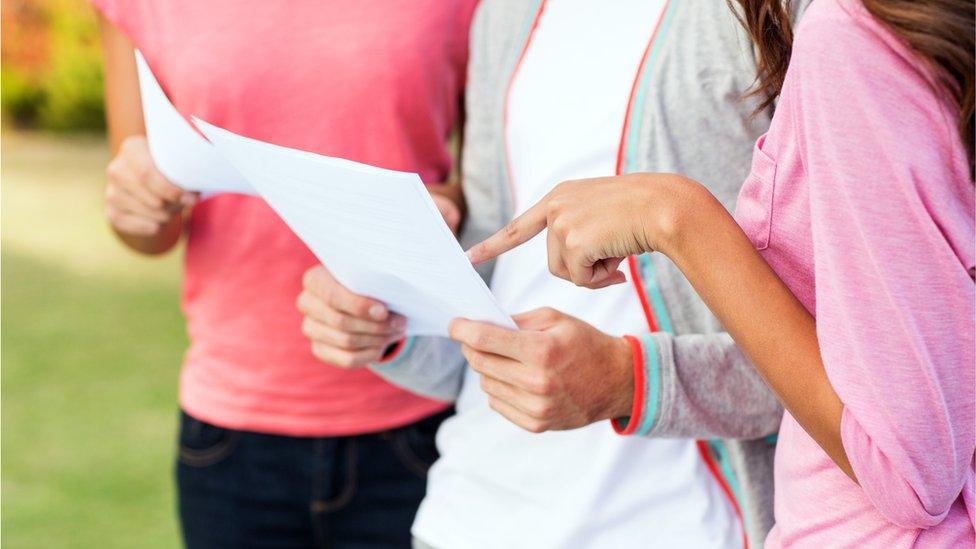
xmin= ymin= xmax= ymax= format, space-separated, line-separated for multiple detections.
xmin=0 ymin=67 xmax=45 ymax=125
xmin=2 ymin=132 xmax=184 ymax=547
xmin=2 ymin=0 xmax=105 ymax=131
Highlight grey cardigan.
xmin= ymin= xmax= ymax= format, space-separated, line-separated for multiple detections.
xmin=372 ymin=1 xmax=807 ymax=546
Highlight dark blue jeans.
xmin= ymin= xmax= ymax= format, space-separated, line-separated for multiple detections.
xmin=176 ymin=409 xmax=450 ymax=549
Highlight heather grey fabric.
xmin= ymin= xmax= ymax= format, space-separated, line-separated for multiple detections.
xmin=372 ymin=1 xmax=809 ymax=546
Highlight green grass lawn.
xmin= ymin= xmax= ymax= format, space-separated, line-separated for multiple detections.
xmin=2 ymin=131 xmax=186 ymax=547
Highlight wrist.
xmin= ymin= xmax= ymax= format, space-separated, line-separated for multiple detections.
xmin=657 ymin=176 xmax=721 ymax=262
xmin=630 ymin=174 xmax=707 ymax=258
xmin=601 ymin=335 xmax=637 ymax=421
xmin=115 ymin=210 xmax=184 ymax=255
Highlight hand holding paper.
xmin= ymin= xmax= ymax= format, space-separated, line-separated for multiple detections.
xmin=135 ymin=50 xmax=254 ymax=196
xmin=104 ymin=135 xmax=196 ymax=239
xmin=193 ymin=117 xmax=514 ymax=336
xmin=297 ymin=264 xmax=408 ymax=367
xmin=136 ymin=50 xmax=513 ymax=336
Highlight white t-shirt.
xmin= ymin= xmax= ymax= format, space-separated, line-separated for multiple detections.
xmin=413 ymin=1 xmax=740 ymax=547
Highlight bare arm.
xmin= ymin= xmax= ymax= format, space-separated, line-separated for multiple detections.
xmin=99 ymin=13 xmax=142 ymax=153
xmin=98 ymin=13 xmax=186 ymax=255
xmin=661 ymin=179 xmax=850 ymax=477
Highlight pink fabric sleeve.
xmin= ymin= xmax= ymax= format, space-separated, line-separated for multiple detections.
xmin=791 ymin=13 xmax=976 ymax=529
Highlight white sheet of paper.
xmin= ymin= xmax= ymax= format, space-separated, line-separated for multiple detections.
xmin=135 ymin=50 xmax=255 ymax=196
xmin=193 ymin=117 xmax=515 ymax=336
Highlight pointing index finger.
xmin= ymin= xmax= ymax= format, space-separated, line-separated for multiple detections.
xmin=466 ymin=197 xmax=548 ymax=265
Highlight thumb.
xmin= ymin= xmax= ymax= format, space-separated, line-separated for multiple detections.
xmin=512 ymin=307 xmax=564 ymax=331
xmin=431 ymin=194 xmax=461 ymax=233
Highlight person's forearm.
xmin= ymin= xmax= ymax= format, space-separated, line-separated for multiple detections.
xmin=99 ymin=14 xmax=143 ymax=156
xmin=99 ymin=14 xmax=183 ymax=256
xmin=657 ymin=177 xmax=854 ymax=480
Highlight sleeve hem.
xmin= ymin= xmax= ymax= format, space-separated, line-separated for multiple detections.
xmin=841 ymin=406 xmax=949 ymax=528
xmin=612 ymin=335 xmax=648 ymax=435
xmin=634 ymin=333 xmax=662 ymax=436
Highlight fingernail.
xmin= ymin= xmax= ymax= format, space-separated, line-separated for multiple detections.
xmin=369 ymin=304 xmax=387 ymax=320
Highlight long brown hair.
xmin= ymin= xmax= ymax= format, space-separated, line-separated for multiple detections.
xmin=729 ymin=0 xmax=975 ymax=177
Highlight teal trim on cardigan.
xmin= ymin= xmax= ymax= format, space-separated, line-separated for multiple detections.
xmin=519 ymin=0 xmax=546 ymax=39
xmin=623 ymin=3 xmax=678 ymax=336
xmin=623 ymin=0 xmax=678 ymax=171
xmin=638 ymin=254 xmax=674 ymax=334
xmin=499 ymin=0 xmax=546 ymax=197
xmin=634 ymin=333 xmax=661 ymax=436
xmin=709 ymin=439 xmax=744 ymax=504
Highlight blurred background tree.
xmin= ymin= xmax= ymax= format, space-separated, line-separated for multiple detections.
xmin=2 ymin=0 xmax=105 ymax=130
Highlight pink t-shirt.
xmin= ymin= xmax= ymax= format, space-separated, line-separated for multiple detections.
xmin=94 ymin=0 xmax=477 ymax=436
xmin=735 ymin=0 xmax=975 ymax=546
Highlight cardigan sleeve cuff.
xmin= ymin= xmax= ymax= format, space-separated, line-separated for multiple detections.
xmin=611 ymin=334 xmax=661 ymax=436
xmin=373 ymin=337 xmax=415 ymax=368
